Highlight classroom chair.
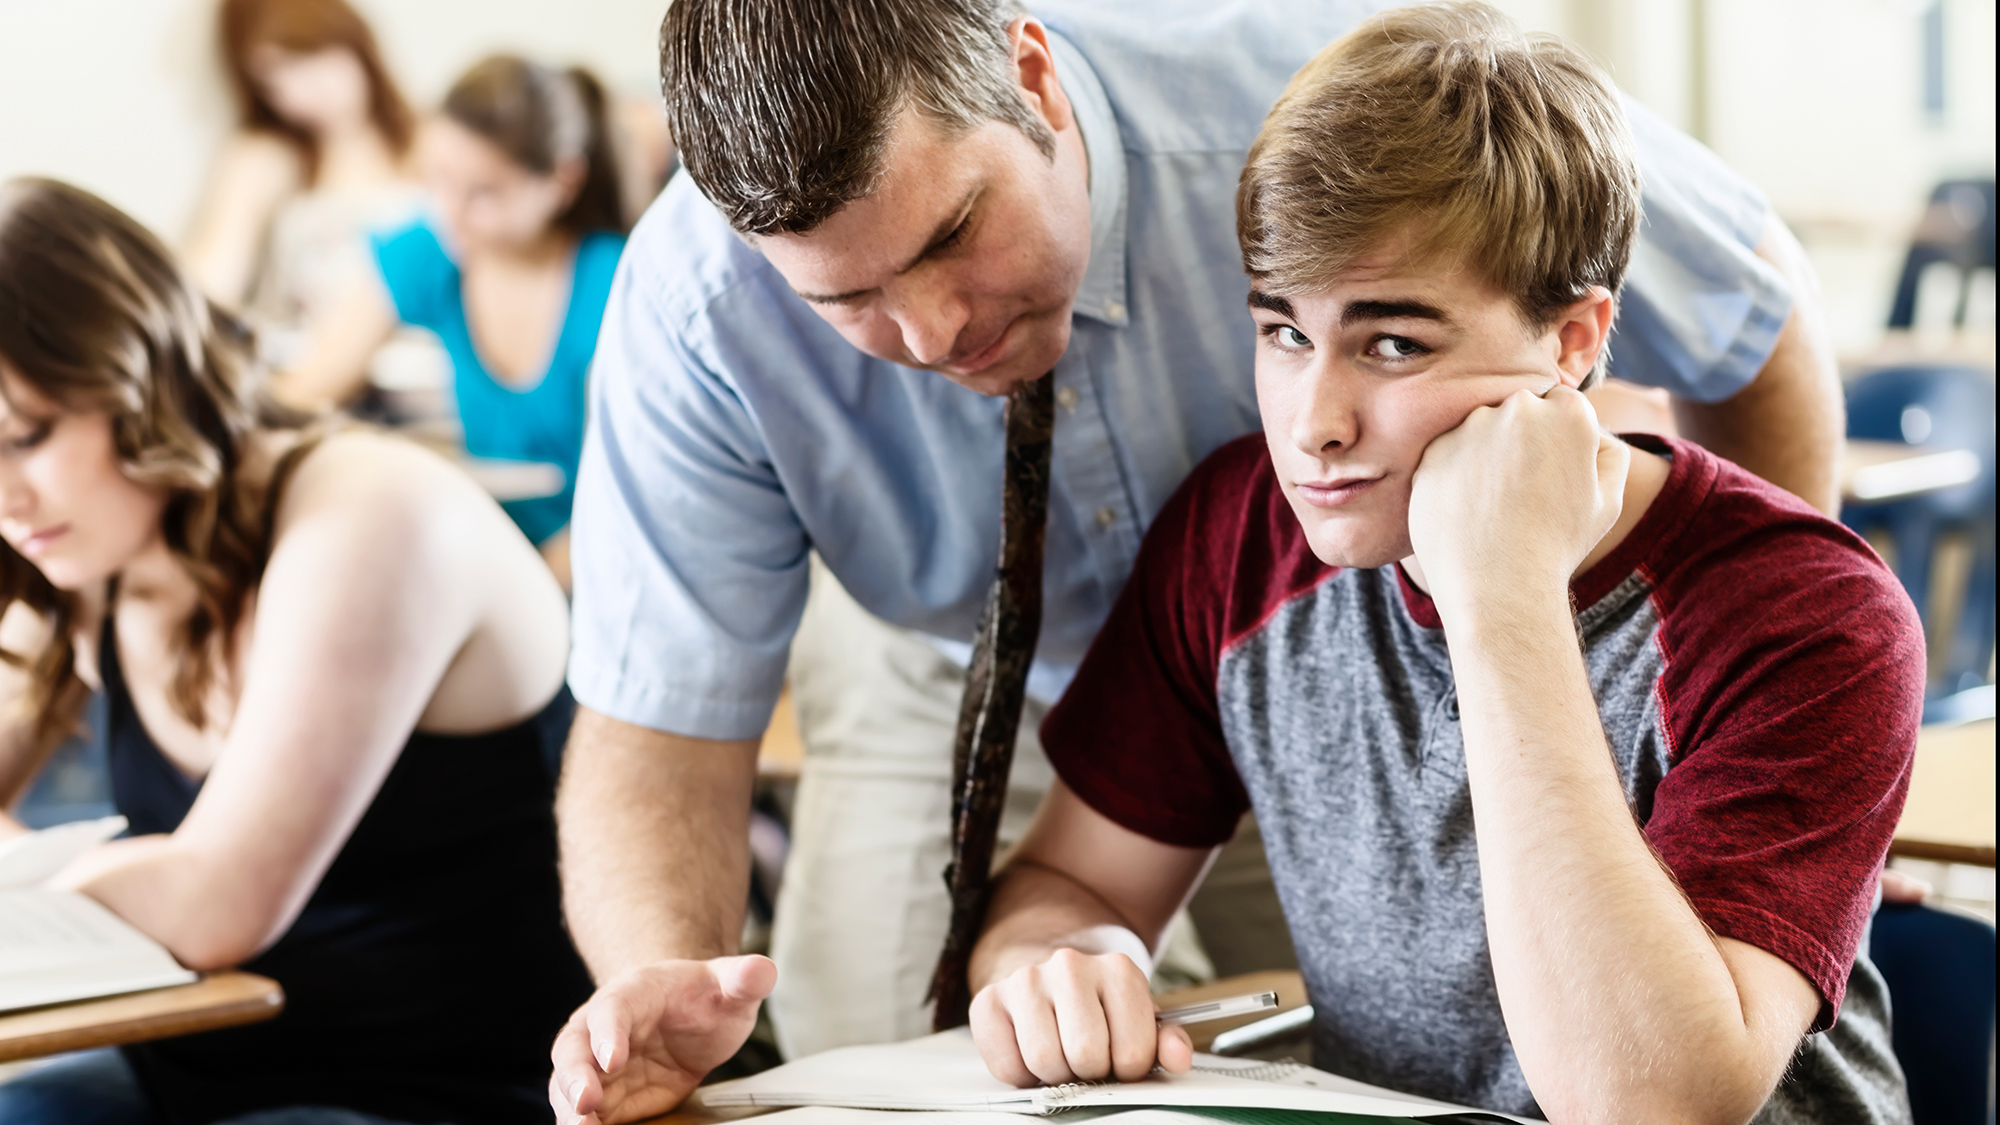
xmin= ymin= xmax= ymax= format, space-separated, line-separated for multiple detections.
xmin=1871 ymin=901 xmax=1998 ymax=1125
xmin=1888 ymin=179 xmax=1997 ymax=331
xmin=1842 ymin=365 xmax=1997 ymax=705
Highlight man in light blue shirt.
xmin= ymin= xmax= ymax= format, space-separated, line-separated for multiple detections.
xmin=550 ymin=2 xmax=1843 ymax=1118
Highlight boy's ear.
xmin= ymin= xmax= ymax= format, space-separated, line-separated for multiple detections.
xmin=1551 ymin=286 xmax=1616 ymax=389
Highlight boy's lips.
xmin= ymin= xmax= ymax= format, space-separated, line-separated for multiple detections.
xmin=1293 ymin=475 xmax=1384 ymax=508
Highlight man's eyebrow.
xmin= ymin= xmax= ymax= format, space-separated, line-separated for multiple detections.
xmin=1341 ymin=299 xmax=1451 ymax=327
xmin=1246 ymin=289 xmax=1295 ymax=319
xmin=793 ymin=188 xmax=980 ymax=307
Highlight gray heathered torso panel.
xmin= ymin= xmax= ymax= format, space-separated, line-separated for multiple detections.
xmin=1214 ymin=565 xmax=1908 ymax=1121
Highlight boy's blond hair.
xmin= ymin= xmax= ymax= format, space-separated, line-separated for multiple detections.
xmin=1237 ymin=1 xmax=1639 ymax=386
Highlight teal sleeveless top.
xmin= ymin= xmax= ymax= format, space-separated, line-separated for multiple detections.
xmin=372 ymin=220 xmax=624 ymax=544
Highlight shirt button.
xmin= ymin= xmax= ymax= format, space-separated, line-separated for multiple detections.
xmin=1105 ymin=300 xmax=1127 ymax=320
xmin=1056 ymin=386 xmax=1080 ymax=411
xmin=1095 ymin=506 xmax=1117 ymax=529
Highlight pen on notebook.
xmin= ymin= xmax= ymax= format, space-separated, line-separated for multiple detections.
xmin=1154 ymin=989 xmax=1279 ymax=1026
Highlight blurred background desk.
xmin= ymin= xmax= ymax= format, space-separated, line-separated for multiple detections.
xmin=0 ymin=972 xmax=282 ymax=1064
xmin=1894 ymin=718 xmax=1996 ymax=868
xmin=456 ymin=455 xmax=566 ymax=503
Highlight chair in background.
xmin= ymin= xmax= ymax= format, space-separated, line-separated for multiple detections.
xmin=1889 ymin=179 xmax=1997 ymax=331
xmin=1842 ymin=365 xmax=1997 ymax=708
xmin=1871 ymin=901 xmax=1998 ymax=1125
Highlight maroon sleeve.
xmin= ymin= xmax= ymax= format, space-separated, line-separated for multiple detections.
xmin=1041 ymin=436 xmax=1327 ymax=848
xmin=1640 ymin=448 xmax=1925 ymax=1030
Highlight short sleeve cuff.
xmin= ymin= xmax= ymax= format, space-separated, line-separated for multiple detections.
xmin=1610 ymin=97 xmax=1795 ymax=403
xmin=566 ymin=653 xmax=783 ymax=742
xmin=1690 ymin=897 xmax=1849 ymax=1033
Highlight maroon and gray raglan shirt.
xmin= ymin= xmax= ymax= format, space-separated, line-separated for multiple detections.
xmin=1042 ymin=434 xmax=1925 ymax=1121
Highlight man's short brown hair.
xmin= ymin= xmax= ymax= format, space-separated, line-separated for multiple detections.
xmin=1237 ymin=1 xmax=1640 ymax=376
xmin=661 ymin=0 xmax=1054 ymax=236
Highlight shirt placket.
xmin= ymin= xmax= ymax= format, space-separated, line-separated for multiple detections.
xmin=1053 ymin=327 xmax=1143 ymax=596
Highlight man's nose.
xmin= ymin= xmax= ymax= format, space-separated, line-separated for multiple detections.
xmin=888 ymin=281 xmax=972 ymax=369
xmin=1295 ymin=356 xmax=1361 ymax=455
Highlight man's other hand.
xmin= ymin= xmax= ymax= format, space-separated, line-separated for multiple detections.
xmin=969 ymin=947 xmax=1192 ymax=1088
xmin=550 ymin=954 xmax=776 ymax=1125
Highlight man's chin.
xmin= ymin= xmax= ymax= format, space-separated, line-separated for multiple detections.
xmin=937 ymin=352 xmax=1057 ymax=397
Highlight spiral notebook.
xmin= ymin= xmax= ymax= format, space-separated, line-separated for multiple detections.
xmin=696 ymin=1029 xmax=1534 ymax=1123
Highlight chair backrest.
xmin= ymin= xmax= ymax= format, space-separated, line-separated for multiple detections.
xmin=1886 ymin=179 xmax=1996 ymax=329
xmin=1871 ymin=902 xmax=1998 ymax=1125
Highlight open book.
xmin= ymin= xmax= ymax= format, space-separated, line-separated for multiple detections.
xmin=0 ymin=816 xmax=197 ymax=1013
xmin=697 ymin=1029 xmax=1535 ymax=1123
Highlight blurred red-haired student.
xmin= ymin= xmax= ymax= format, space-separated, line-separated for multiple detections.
xmin=183 ymin=0 xmax=421 ymax=359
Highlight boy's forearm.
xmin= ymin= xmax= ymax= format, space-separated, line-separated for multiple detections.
xmin=1443 ymin=592 xmax=1788 ymax=1124
xmin=970 ymin=861 xmax=1153 ymax=994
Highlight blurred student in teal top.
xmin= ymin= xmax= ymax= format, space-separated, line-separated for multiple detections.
xmin=278 ymin=54 xmax=630 ymax=586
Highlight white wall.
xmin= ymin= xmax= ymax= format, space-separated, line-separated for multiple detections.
xmin=1492 ymin=0 xmax=1997 ymax=353
xmin=0 ymin=0 xmax=671 ymax=241
xmin=2 ymin=0 xmax=1994 ymax=351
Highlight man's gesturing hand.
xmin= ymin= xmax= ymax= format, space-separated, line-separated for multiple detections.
xmin=1408 ymin=385 xmax=1628 ymax=617
xmin=550 ymin=954 xmax=776 ymax=1125
xmin=970 ymin=947 xmax=1192 ymax=1088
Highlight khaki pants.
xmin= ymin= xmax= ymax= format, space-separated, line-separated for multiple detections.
xmin=770 ymin=562 xmax=1293 ymax=1060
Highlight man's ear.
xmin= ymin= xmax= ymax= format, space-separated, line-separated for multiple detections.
xmin=1010 ymin=17 xmax=1075 ymax=135
xmin=1550 ymin=286 xmax=1616 ymax=389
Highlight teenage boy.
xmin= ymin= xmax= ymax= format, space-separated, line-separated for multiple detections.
xmin=966 ymin=6 xmax=1921 ymax=1122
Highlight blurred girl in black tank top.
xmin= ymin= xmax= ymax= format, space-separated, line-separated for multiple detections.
xmin=0 ymin=178 xmax=590 ymax=1124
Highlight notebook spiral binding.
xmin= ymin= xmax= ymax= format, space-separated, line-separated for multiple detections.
xmin=1041 ymin=1079 xmax=1111 ymax=1105
xmin=1041 ymin=1059 xmax=1306 ymax=1110
xmin=1190 ymin=1059 xmax=1306 ymax=1084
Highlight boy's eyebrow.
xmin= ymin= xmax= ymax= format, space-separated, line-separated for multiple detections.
xmin=1341 ymin=299 xmax=1451 ymax=327
xmin=1246 ymin=289 xmax=1296 ymax=319
xmin=793 ymin=188 xmax=979 ymax=306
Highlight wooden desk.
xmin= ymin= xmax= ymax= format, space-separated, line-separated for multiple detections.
xmin=1893 ymin=719 xmax=1997 ymax=867
xmin=456 ymin=455 xmax=566 ymax=503
xmin=0 ymin=972 xmax=283 ymax=1063
xmin=759 ymin=690 xmax=805 ymax=781
xmin=1842 ymin=440 xmax=1981 ymax=503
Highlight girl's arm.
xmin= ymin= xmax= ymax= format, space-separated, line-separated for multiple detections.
xmin=0 ymin=591 xmax=100 ymax=837
xmin=181 ymin=133 xmax=303 ymax=309
xmin=269 ymin=275 xmax=400 ymax=411
xmin=52 ymin=436 xmax=550 ymax=968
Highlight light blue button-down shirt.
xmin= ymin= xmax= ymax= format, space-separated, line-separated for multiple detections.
xmin=569 ymin=0 xmax=1792 ymax=741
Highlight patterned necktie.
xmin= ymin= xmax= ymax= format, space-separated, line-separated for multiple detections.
xmin=927 ymin=371 xmax=1055 ymax=1030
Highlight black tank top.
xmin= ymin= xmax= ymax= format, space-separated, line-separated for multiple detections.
xmin=102 ymin=612 xmax=593 ymax=1125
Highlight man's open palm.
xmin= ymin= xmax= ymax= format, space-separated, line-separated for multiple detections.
xmin=551 ymin=955 xmax=776 ymax=1125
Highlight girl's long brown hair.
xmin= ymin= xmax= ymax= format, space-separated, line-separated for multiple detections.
xmin=219 ymin=0 xmax=415 ymax=181
xmin=0 ymin=178 xmax=305 ymax=755
xmin=444 ymin=56 xmax=631 ymax=237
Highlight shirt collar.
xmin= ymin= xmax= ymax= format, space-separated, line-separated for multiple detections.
xmin=1048 ymin=28 xmax=1130 ymax=328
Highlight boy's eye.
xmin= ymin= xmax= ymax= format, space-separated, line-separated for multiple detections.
xmin=1263 ymin=324 xmax=1312 ymax=350
xmin=1366 ymin=335 xmax=1428 ymax=360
